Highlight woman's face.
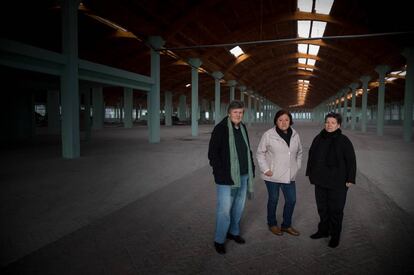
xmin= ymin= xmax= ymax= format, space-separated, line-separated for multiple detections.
xmin=325 ymin=117 xmax=340 ymax=132
xmin=276 ymin=114 xmax=290 ymax=132
xmin=228 ymin=108 xmax=244 ymax=125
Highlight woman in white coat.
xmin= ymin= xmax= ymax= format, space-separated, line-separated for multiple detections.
xmin=256 ymin=110 xmax=302 ymax=236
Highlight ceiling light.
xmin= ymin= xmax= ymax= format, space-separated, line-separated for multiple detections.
xmin=298 ymin=44 xmax=308 ymax=54
xmin=311 ymin=21 xmax=327 ymax=38
xmin=185 ymin=83 xmax=191 ymax=87
xmin=230 ymin=46 xmax=244 ymax=58
xmin=315 ymin=0 xmax=334 ymax=15
xmin=298 ymin=20 xmax=311 ymax=38
xmin=307 ymin=59 xmax=316 ymax=66
xmin=298 ymin=0 xmax=313 ymax=12
xmin=308 ymin=44 xmax=320 ymax=56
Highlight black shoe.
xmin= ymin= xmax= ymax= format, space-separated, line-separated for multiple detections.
xmin=214 ymin=242 xmax=226 ymax=254
xmin=310 ymin=231 xmax=329 ymax=239
xmin=328 ymin=237 xmax=340 ymax=248
xmin=226 ymin=233 xmax=246 ymax=244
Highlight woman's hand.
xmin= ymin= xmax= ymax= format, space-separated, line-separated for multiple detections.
xmin=265 ymin=170 xmax=273 ymax=177
xmin=345 ymin=182 xmax=353 ymax=187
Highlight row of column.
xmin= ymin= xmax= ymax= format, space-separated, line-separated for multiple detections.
xmin=314 ymin=50 xmax=413 ymax=142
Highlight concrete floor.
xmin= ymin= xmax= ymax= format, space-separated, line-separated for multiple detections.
xmin=1 ymin=121 xmax=414 ymax=274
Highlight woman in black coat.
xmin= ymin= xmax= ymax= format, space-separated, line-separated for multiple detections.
xmin=306 ymin=112 xmax=356 ymax=248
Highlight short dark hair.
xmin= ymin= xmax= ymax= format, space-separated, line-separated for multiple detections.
xmin=227 ymin=100 xmax=244 ymax=113
xmin=274 ymin=110 xmax=293 ymax=126
xmin=325 ymin=112 xmax=342 ymax=125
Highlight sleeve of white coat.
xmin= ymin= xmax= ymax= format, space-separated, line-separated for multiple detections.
xmin=296 ymin=135 xmax=303 ymax=170
xmin=256 ymin=132 xmax=270 ymax=173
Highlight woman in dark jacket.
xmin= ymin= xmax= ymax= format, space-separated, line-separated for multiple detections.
xmin=306 ymin=112 xmax=356 ymax=248
xmin=208 ymin=100 xmax=255 ymax=255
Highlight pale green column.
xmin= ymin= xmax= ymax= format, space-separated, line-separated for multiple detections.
xmin=83 ymin=87 xmax=91 ymax=141
xmin=239 ymin=85 xmax=246 ymax=103
xmin=92 ymin=87 xmax=104 ymax=129
xmin=258 ymin=98 xmax=263 ymax=123
xmin=147 ymin=36 xmax=165 ymax=143
xmin=403 ymin=48 xmax=414 ymax=142
xmin=247 ymin=93 xmax=252 ymax=127
xmin=254 ymin=96 xmax=258 ymax=123
xmin=123 ymin=87 xmax=133 ymax=128
xmin=178 ymin=95 xmax=186 ymax=120
xmin=61 ymin=0 xmax=80 ymax=158
xmin=189 ymin=58 xmax=202 ymax=136
xmin=212 ymin=71 xmax=223 ymax=125
xmin=164 ymin=91 xmax=172 ymax=126
xmin=349 ymin=82 xmax=359 ymax=130
xmin=375 ymin=65 xmax=390 ymax=136
xmin=228 ymin=80 xmax=236 ymax=101
xmin=342 ymin=88 xmax=349 ymax=129
xmin=210 ymin=101 xmax=215 ymax=121
xmin=47 ymin=89 xmax=60 ymax=134
xmin=336 ymin=94 xmax=341 ymax=113
xmin=360 ymin=76 xmax=371 ymax=133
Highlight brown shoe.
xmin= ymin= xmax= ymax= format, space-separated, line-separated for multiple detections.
xmin=281 ymin=227 xmax=300 ymax=236
xmin=269 ymin=226 xmax=283 ymax=236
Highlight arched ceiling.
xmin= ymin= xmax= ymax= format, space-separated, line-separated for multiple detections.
xmin=0 ymin=0 xmax=413 ymax=109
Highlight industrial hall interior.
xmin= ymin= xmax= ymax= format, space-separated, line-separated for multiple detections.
xmin=1 ymin=0 xmax=414 ymax=274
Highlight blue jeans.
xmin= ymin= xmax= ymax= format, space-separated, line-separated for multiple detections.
xmin=214 ymin=174 xmax=248 ymax=244
xmin=265 ymin=181 xmax=296 ymax=228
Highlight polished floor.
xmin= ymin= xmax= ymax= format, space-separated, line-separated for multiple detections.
xmin=1 ymin=121 xmax=414 ymax=274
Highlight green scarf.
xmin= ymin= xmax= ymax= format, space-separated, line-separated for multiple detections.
xmin=227 ymin=117 xmax=254 ymax=199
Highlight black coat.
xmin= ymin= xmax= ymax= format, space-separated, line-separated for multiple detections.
xmin=208 ymin=117 xmax=255 ymax=185
xmin=306 ymin=129 xmax=356 ymax=189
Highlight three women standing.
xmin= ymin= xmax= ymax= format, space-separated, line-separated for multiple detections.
xmin=256 ymin=110 xmax=303 ymax=236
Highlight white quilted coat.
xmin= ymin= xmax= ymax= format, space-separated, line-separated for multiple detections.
xmin=256 ymin=127 xmax=303 ymax=184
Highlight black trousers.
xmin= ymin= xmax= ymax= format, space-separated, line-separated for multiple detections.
xmin=315 ymin=185 xmax=348 ymax=239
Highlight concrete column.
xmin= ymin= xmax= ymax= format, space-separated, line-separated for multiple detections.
xmin=61 ymin=0 xmax=80 ymax=158
xmin=349 ymin=82 xmax=359 ymax=130
xmin=239 ymin=85 xmax=246 ymax=103
xmin=164 ymin=91 xmax=172 ymax=126
xmin=342 ymin=88 xmax=349 ymax=129
xmin=189 ymin=58 xmax=202 ymax=136
xmin=228 ymin=80 xmax=236 ymax=101
xmin=178 ymin=95 xmax=186 ymax=120
xmin=403 ymin=48 xmax=414 ymax=142
xmin=360 ymin=76 xmax=371 ymax=133
xmin=47 ymin=89 xmax=60 ymax=134
xmin=83 ymin=87 xmax=91 ymax=140
xmin=92 ymin=87 xmax=104 ymax=129
xmin=210 ymin=101 xmax=215 ymax=121
xmin=147 ymin=36 xmax=165 ymax=143
xmin=123 ymin=87 xmax=133 ymax=128
xmin=247 ymin=93 xmax=252 ymax=127
xmin=375 ymin=65 xmax=390 ymax=136
xmin=212 ymin=71 xmax=223 ymax=125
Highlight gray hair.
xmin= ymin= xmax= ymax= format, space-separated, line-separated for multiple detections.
xmin=227 ymin=100 xmax=245 ymax=113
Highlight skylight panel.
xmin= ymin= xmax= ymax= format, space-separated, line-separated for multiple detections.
xmin=230 ymin=46 xmax=244 ymax=58
xmin=390 ymin=70 xmax=402 ymax=75
xmin=298 ymin=67 xmax=307 ymax=70
xmin=298 ymin=20 xmax=311 ymax=38
xmin=298 ymin=58 xmax=307 ymax=64
xmin=311 ymin=21 xmax=327 ymax=38
xmin=304 ymin=80 xmax=310 ymax=83
xmin=298 ymin=44 xmax=308 ymax=54
xmin=315 ymin=0 xmax=334 ymax=15
xmin=298 ymin=0 xmax=313 ymax=12
xmin=307 ymin=59 xmax=316 ymax=66
xmin=306 ymin=68 xmax=314 ymax=71
xmin=308 ymin=44 xmax=320 ymax=56
xmin=399 ymin=71 xmax=406 ymax=76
